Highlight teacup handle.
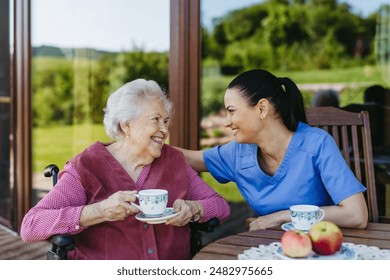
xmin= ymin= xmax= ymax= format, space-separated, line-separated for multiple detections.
xmin=130 ymin=202 xmax=141 ymax=211
xmin=129 ymin=194 xmax=142 ymax=211
xmin=318 ymin=208 xmax=325 ymax=222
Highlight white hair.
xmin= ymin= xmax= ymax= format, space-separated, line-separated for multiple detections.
xmin=103 ymin=79 xmax=174 ymax=140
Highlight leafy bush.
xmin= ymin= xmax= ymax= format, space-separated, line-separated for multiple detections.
xmin=120 ymin=51 xmax=168 ymax=90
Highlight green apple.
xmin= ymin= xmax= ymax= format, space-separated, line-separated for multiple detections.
xmin=281 ymin=230 xmax=312 ymax=258
xmin=309 ymin=221 xmax=343 ymax=255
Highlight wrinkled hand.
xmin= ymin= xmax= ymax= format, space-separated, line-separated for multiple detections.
xmin=249 ymin=210 xmax=289 ymax=231
xmin=97 ymin=190 xmax=139 ymax=221
xmin=165 ymin=199 xmax=195 ymax=226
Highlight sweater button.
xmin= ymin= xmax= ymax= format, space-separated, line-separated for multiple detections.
xmin=147 ymin=248 xmax=153 ymax=254
xmin=144 ymin=223 xmax=149 ymax=229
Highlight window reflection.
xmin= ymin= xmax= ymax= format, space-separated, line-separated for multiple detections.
xmin=200 ymin=0 xmax=262 ymax=139
xmin=31 ymin=0 xmax=169 ymax=203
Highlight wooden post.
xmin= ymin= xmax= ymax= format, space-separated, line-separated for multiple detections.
xmin=14 ymin=0 xmax=32 ymax=231
xmin=169 ymin=0 xmax=201 ymax=150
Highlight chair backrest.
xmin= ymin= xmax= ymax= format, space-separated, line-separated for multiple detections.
xmin=305 ymin=106 xmax=379 ymax=223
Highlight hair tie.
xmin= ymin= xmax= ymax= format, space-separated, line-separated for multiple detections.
xmin=278 ymin=77 xmax=286 ymax=93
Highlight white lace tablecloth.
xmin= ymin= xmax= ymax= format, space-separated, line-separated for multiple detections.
xmin=238 ymin=242 xmax=390 ymax=260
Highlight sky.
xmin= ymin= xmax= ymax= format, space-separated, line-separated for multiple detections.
xmin=32 ymin=0 xmax=388 ymax=52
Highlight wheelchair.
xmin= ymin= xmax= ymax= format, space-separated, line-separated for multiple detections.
xmin=44 ymin=164 xmax=220 ymax=260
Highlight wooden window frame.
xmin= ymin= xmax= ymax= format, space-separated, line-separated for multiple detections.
xmin=13 ymin=0 xmax=32 ymax=230
xmin=169 ymin=0 xmax=201 ymax=150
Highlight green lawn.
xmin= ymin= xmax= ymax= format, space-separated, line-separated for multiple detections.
xmin=200 ymin=172 xmax=245 ymax=202
xmin=32 ymin=124 xmax=110 ymax=173
xmin=203 ymin=65 xmax=384 ymax=87
xmin=273 ymin=65 xmax=383 ymax=84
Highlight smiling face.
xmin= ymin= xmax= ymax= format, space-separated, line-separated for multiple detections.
xmin=126 ymin=97 xmax=171 ymax=160
xmin=224 ymin=88 xmax=262 ymax=143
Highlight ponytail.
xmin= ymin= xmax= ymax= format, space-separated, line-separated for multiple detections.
xmin=278 ymin=77 xmax=307 ymax=131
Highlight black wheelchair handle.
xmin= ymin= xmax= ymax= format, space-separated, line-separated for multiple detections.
xmin=49 ymin=234 xmax=75 ymax=248
xmin=44 ymin=164 xmax=59 ymax=185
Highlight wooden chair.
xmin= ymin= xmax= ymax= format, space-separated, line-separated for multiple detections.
xmin=305 ymin=106 xmax=379 ymax=223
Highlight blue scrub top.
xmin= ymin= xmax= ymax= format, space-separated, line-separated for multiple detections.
xmin=203 ymin=122 xmax=366 ymax=216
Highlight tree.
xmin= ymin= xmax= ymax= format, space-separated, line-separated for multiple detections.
xmin=120 ymin=50 xmax=168 ymax=90
xmin=203 ymin=0 xmax=378 ymax=71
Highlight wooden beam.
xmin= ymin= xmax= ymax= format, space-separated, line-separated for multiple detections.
xmin=13 ymin=0 xmax=31 ymax=231
xmin=169 ymin=0 xmax=201 ymax=149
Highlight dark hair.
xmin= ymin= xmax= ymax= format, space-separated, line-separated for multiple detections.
xmin=227 ymin=69 xmax=307 ymax=131
xmin=364 ymin=85 xmax=386 ymax=104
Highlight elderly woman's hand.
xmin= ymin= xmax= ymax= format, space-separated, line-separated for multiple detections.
xmin=80 ymin=190 xmax=140 ymax=227
xmin=97 ymin=190 xmax=140 ymax=221
xmin=165 ymin=199 xmax=202 ymax=227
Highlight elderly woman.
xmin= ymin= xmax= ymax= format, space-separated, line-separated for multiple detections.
xmin=179 ymin=69 xmax=368 ymax=231
xmin=21 ymin=79 xmax=230 ymax=260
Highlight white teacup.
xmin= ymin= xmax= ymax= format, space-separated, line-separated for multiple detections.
xmin=131 ymin=189 xmax=168 ymax=217
xmin=290 ymin=204 xmax=325 ymax=231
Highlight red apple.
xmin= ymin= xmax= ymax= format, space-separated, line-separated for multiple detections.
xmin=281 ymin=230 xmax=312 ymax=258
xmin=309 ymin=221 xmax=343 ymax=255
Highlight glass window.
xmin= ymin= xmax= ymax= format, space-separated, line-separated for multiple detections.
xmin=0 ymin=0 xmax=12 ymax=225
xmin=31 ymin=0 xmax=169 ymax=203
xmin=199 ymin=0 xmax=263 ymax=214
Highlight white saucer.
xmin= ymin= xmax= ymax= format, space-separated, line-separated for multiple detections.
xmin=275 ymin=243 xmax=357 ymax=260
xmin=281 ymin=222 xmax=309 ymax=233
xmin=135 ymin=208 xmax=180 ymax=224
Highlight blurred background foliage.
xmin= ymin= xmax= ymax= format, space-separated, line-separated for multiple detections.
xmin=32 ymin=0 xmax=386 ymax=127
xmin=32 ymin=50 xmax=169 ymax=127
xmin=202 ymin=0 xmax=378 ymax=73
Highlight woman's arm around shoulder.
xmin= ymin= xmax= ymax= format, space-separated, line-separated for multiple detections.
xmin=174 ymin=147 xmax=208 ymax=172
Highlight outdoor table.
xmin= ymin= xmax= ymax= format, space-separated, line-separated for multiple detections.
xmin=193 ymin=223 xmax=390 ymax=260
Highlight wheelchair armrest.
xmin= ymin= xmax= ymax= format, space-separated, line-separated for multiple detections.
xmin=189 ymin=217 xmax=220 ymax=258
xmin=190 ymin=217 xmax=220 ymax=233
xmin=47 ymin=234 xmax=75 ymax=260
xmin=48 ymin=234 xmax=75 ymax=249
